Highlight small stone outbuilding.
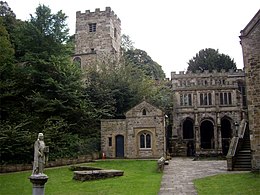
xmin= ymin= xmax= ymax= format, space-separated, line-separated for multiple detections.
xmin=101 ymin=101 xmax=166 ymax=158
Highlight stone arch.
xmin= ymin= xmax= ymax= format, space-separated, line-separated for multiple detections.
xmin=200 ymin=119 xmax=214 ymax=149
xmin=182 ymin=117 xmax=194 ymax=140
xmin=142 ymin=108 xmax=147 ymax=115
xmin=73 ymin=56 xmax=81 ymax=68
xmin=138 ymin=130 xmax=152 ymax=149
xmin=221 ymin=116 xmax=233 ymax=155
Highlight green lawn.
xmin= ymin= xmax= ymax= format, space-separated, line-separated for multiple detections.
xmin=0 ymin=160 xmax=162 ymax=195
xmin=194 ymin=172 xmax=260 ymax=195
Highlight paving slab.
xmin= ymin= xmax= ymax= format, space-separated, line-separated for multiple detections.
xmin=158 ymin=157 xmax=231 ymax=195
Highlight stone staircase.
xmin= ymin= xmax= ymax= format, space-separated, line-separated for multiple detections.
xmin=227 ymin=119 xmax=252 ymax=171
xmin=233 ymin=131 xmax=251 ymax=171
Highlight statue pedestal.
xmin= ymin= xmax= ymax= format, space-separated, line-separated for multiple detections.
xmin=29 ymin=174 xmax=48 ymax=195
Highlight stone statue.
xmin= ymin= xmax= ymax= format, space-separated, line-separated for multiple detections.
xmin=32 ymin=133 xmax=49 ymax=175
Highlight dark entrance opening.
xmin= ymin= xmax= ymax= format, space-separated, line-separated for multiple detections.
xmin=200 ymin=120 xmax=214 ymax=149
xmin=221 ymin=118 xmax=232 ymax=155
xmin=116 ymin=135 xmax=124 ymax=158
xmin=183 ymin=119 xmax=194 ymax=139
xmin=187 ymin=141 xmax=195 ymax=156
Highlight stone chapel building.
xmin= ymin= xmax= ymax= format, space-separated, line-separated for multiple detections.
xmin=101 ymin=101 xmax=166 ymax=158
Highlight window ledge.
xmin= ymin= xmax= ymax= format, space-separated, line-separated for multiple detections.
xmin=139 ymin=148 xmax=152 ymax=151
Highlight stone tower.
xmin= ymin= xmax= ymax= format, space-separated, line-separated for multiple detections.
xmin=73 ymin=7 xmax=121 ymax=70
xmin=240 ymin=9 xmax=260 ymax=171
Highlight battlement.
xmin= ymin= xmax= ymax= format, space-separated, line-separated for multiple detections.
xmin=171 ymin=69 xmax=244 ymax=79
xmin=76 ymin=7 xmax=121 ymax=24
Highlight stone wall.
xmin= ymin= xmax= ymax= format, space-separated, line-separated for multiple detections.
xmin=0 ymin=153 xmax=99 ymax=173
xmin=100 ymin=119 xmax=126 ymax=158
xmin=240 ymin=10 xmax=260 ymax=171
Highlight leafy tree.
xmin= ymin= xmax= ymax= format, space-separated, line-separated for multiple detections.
xmin=85 ymin=57 xmax=172 ymax=119
xmin=0 ymin=18 xmax=14 ymax=64
xmin=0 ymin=4 xmax=100 ymax=163
xmin=187 ymin=48 xmax=237 ymax=72
xmin=0 ymin=1 xmax=20 ymax=55
xmin=15 ymin=4 xmax=70 ymax=62
xmin=0 ymin=17 xmax=17 ymax=121
xmin=123 ymin=49 xmax=165 ymax=80
xmin=121 ymin=34 xmax=134 ymax=51
xmin=0 ymin=1 xmax=15 ymax=17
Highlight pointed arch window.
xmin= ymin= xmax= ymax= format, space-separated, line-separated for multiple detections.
xmin=140 ymin=132 xmax=151 ymax=149
xmin=142 ymin=109 xmax=147 ymax=115
xmin=73 ymin=57 xmax=81 ymax=68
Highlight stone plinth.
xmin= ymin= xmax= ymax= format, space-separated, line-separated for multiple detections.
xmin=73 ymin=170 xmax=124 ymax=181
xmin=29 ymin=174 xmax=48 ymax=195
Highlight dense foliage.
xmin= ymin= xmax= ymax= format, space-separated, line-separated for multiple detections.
xmin=187 ymin=48 xmax=237 ymax=72
xmin=0 ymin=3 xmax=100 ymax=163
xmin=123 ymin=49 xmax=165 ymax=80
xmin=0 ymin=3 xmax=171 ymax=164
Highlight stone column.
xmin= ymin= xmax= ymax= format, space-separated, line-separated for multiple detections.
xmin=194 ymin=113 xmax=200 ymax=153
xmin=29 ymin=174 xmax=48 ymax=195
xmin=217 ymin=125 xmax=222 ymax=153
xmin=195 ymin=126 xmax=200 ymax=152
xmin=216 ymin=113 xmax=222 ymax=153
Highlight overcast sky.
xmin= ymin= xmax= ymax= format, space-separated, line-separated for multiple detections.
xmin=7 ymin=0 xmax=260 ymax=77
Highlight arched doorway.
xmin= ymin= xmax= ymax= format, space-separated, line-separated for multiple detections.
xmin=116 ymin=135 xmax=124 ymax=158
xmin=183 ymin=119 xmax=194 ymax=139
xmin=183 ymin=118 xmax=195 ymax=156
xmin=221 ymin=118 xmax=232 ymax=155
xmin=73 ymin=57 xmax=81 ymax=68
xmin=200 ymin=120 xmax=214 ymax=149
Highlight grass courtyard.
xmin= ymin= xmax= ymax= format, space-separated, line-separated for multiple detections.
xmin=1 ymin=159 xmax=260 ymax=195
xmin=194 ymin=172 xmax=260 ymax=195
xmin=0 ymin=160 xmax=162 ymax=195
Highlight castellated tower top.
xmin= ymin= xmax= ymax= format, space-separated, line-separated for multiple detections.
xmin=76 ymin=7 xmax=121 ymax=24
xmin=74 ymin=7 xmax=121 ymax=70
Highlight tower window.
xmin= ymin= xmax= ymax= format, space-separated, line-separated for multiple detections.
xmin=89 ymin=23 xmax=96 ymax=32
xmin=90 ymin=48 xmax=95 ymax=53
xmin=142 ymin=109 xmax=147 ymax=115
xmin=114 ymin=28 xmax=117 ymax=38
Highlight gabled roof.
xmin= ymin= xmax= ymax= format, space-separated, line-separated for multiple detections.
xmin=240 ymin=9 xmax=260 ymax=38
xmin=125 ymin=100 xmax=163 ymax=117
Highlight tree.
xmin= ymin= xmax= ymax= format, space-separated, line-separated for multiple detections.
xmin=123 ymin=49 xmax=165 ymax=80
xmin=187 ymin=48 xmax=237 ymax=72
xmin=0 ymin=18 xmax=14 ymax=65
xmin=121 ymin=34 xmax=134 ymax=51
xmin=0 ymin=1 xmax=15 ymax=17
xmin=0 ymin=4 xmax=100 ymax=163
xmin=15 ymin=4 xmax=70 ymax=62
xmin=85 ymin=56 xmax=172 ymax=119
